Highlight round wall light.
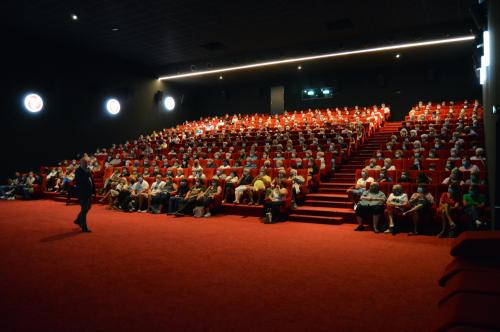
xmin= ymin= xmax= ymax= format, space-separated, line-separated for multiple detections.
xmin=164 ymin=96 xmax=175 ymax=111
xmin=106 ymin=98 xmax=121 ymax=115
xmin=24 ymin=93 xmax=44 ymax=113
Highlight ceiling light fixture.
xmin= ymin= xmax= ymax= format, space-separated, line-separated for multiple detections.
xmin=395 ymin=53 xmax=401 ymax=58
xmin=158 ymin=35 xmax=475 ymax=80
xmin=112 ymin=28 xmax=119 ymax=32
xmin=219 ymin=76 xmax=223 ymax=80
xmin=71 ymin=14 xmax=78 ymax=20
xmin=297 ymin=65 xmax=302 ymax=70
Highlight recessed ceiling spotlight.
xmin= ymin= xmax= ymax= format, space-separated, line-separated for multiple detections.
xmin=71 ymin=14 xmax=78 ymax=21
xmin=219 ymin=76 xmax=223 ymax=80
xmin=395 ymin=53 xmax=401 ymax=58
xmin=297 ymin=65 xmax=302 ymax=70
xmin=112 ymin=28 xmax=119 ymax=32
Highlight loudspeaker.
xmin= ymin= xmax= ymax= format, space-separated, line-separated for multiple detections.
xmin=154 ymin=90 xmax=163 ymax=104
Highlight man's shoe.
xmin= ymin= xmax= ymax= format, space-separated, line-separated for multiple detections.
xmin=203 ymin=212 xmax=211 ymax=218
xmin=354 ymin=225 xmax=365 ymax=231
xmin=174 ymin=212 xmax=184 ymax=217
xmin=82 ymin=228 xmax=92 ymax=233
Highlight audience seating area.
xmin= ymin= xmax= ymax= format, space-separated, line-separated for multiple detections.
xmin=351 ymin=99 xmax=488 ymax=234
xmin=36 ymin=106 xmax=387 ymax=219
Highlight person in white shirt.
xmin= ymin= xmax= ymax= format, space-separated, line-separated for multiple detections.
xmin=347 ymin=170 xmax=374 ymax=203
xmin=385 ymin=184 xmax=409 ymax=235
xmin=143 ymin=174 xmax=165 ymax=213
xmin=470 ymin=147 xmax=486 ymax=161
xmin=130 ymin=177 xmax=149 ymax=212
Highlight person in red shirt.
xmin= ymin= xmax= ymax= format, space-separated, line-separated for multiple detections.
xmin=437 ymin=185 xmax=461 ymax=238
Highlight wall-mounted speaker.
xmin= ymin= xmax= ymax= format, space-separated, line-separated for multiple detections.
xmin=154 ymin=90 xmax=163 ymax=104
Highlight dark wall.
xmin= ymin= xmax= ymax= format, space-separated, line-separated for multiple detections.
xmin=1 ymin=31 xmax=482 ymax=180
xmin=0 ymin=33 xmax=196 ymax=178
xmin=180 ymin=56 xmax=481 ymax=121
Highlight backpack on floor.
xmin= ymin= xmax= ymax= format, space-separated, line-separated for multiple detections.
xmin=193 ymin=206 xmax=205 ymax=218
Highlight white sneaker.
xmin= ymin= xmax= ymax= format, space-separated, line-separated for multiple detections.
xmin=204 ymin=212 xmax=211 ymax=218
xmin=265 ymin=212 xmax=273 ymax=224
xmin=353 ymin=203 xmax=358 ymax=210
xmin=8 ymin=197 xmax=15 ymax=200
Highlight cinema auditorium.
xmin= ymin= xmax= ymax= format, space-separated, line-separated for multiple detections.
xmin=1 ymin=1 xmax=499 ymax=331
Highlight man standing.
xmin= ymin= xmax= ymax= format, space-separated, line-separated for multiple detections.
xmin=74 ymin=157 xmax=94 ymax=232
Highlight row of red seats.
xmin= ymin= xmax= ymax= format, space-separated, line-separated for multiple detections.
xmin=363 ymin=159 xmax=486 ymax=171
xmin=355 ymin=170 xmax=488 ymax=184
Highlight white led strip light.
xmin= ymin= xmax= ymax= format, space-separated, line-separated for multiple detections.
xmin=158 ymin=35 xmax=475 ymax=80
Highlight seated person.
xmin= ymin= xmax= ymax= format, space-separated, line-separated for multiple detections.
xmin=263 ymin=184 xmax=288 ymax=224
xmin=464 ymin=169 xmax=485 ymax=185
xmin=444 ymin=160 xmax=455 ymax=172
xmin=233 ymin=168 xmax=254 ymax=204
xmin=426 ymin=149 xmax=439 ymax=160
xmin=459 ymin=156 xmax=480 ymax=173
xmin=249 ymin=169 xmax=272 ymax=205
xmin=306 ymin=158 xmax=319 ymax=188
xmin=347 ymin=170 xmax=374 ymax=203
xmin=470 ymin=147 xmax=486 ymax=161
xmin=363 ymin=158 xmax=381 ymax=171
xmin=385 ymin=184 xmax=409 ymax=235
xmin=191 ymin=159 xmax=204 ymax=173
xmin=174 ymin=178 xmax=206 ymax=216
xmin=462 ymin=185 xmax=487 ymax=230
xmin=376 ymin=168 xmax=392 ymax=183
xmin=288 ymin=169 xmax=305 ymax=209
xmin=0 ymin=178 xmax=16 ymax=200
xmin=375 ymin=150 xmax=384 ymax=160
xmin=149 ymin=177 xmax=177 ymax=213
xmin=397 ymin=171 xmax=412 ymax=183
xmin=415 ymin=172 xmax=432 ymax=185
xmin=198 ymin=177 xmax=223 ymax=217
xmin=218 ymin=159 xmax=231 ymax=169
xmin=383 ymin=158 xmax=396 ymax=171
xmin=168 ymin=179 xmax=189 ymax=214
xmin=175 ymin=168 xmax=185 ymax=179
xmin=354 ymin=182 xmax=386 ymax=233
xmin=129 ymin=177 xmax=149 ymax=212
xmin=294 ymin=158 xmax=305 ymax=169
xmin=205 ymin=159 xmax=217 ymax=168
xmin=393 ymin=150 xmax=404 ymax=160
xmin=109 ymin=177 xmax=128 ymax=209
xmin=409 ymin=158 xmax=424 ymax=170
xmin=144 ymin=175 xmax=165 ymax=213
xmin=45 ymin=167 xmax=62 ymax=192
xmin=437 ymin=185 xmax=460 ymax=238
xmin=222 ymin=171 xmax=239 ymax=203
xmin=442 ymin=168 xmax=464 ymax=185
xmin=403 ymin=185 xmax=435 ymax=235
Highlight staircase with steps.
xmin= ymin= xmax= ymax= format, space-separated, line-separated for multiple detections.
xmin=288 ymin=121 xmax=402 ymax=224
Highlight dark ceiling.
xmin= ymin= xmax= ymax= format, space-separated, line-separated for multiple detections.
xmin=2 ymin=0 xmax=479 ymax=76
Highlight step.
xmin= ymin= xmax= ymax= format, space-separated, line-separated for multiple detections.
xmin=318 ymin=188 xmax=350 ymax=194
xmin=292 ymin=206 xmax=354 ymax=217
xmin=304 ymin=200 xmax=353 ymax=208
xmin=288 ymin=214 xmax=343 ymax=224
xmin=221 ymin=203 xmax=262 ymax=217
xmin=306 ymin=193 xmax=350 ymax=202
xmin=321 ymin=182 xmax=354 ymax=188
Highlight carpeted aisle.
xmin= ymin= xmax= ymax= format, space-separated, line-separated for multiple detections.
xmin=0 ymin=200 xmax=451 ymax=332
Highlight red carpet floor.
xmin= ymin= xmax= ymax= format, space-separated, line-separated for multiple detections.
xmin=0 ymin=200 xmax=452 ymax=332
